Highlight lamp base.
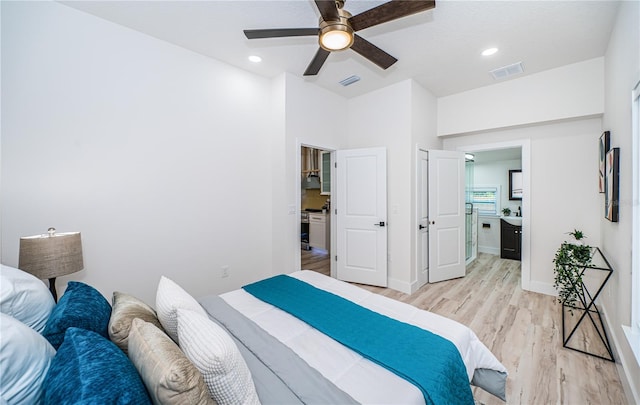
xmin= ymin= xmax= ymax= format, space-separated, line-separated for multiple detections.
xmin=48 ymin=277 xmax=58 ymax=302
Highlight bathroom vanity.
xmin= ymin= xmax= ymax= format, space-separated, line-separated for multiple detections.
xmin=500 ymin=218 xmax=522 ymax=261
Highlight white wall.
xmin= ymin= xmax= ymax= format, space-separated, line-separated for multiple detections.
xmin=474 ymin=158 xmax=522 ymax=214
xmin=1 ymin=1 xmax=277 ymax=305
xmin=346 ymin=80 xmax=413 ymax=291
xmin=411 ymin=80 xmax=441 ymax=151
xmin=345 ymin=79 xmax=441 ymax=293
xmin=282 ymin=73 xmax=348 ymax=275
xmin=444 ymin=118 xmax=602 ymax=294
xmin=477 ymin=217 xmax=500 ymax=255
xmin=600 ymin=0 xmax=640 ymax=401
xmin=438 ymin=58 xmax=605 ymax=136
xmin=410 ymin=81 xmax=442 ymax=288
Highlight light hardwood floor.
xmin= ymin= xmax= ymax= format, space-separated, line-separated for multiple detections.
xmin=301 ymin=250 xmax=629 ymax=405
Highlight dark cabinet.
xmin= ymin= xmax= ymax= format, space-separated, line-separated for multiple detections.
xmin=500 ymin=219 xmax=521 ymax=261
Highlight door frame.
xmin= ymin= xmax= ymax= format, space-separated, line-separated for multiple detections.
xmin=455 ymin=139 xmax=531 ymax=292
xmin=296 ymin=139 xmax=337 ymax=278
xmin=415 ymin=148 xmax=429 ymax=287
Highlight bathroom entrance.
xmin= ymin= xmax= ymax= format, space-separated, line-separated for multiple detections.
xmin=464 ymin=147 xmax=523 ymax=259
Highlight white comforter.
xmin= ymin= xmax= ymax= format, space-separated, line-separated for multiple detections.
xmin=220 ymin=270 xmax=507 ymax=405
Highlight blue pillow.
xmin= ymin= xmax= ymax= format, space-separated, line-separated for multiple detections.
xmin=42 ymin=281 xmax=111 ymax=349
xmin=43 ymin=327 xmax=151 ymax=404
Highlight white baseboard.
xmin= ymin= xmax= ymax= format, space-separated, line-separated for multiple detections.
xmin=388 ymin=276 xmax=413 ymax=295
xmin=600 ymin=305 xmax=640 ymax=405
xmin=478 ymin=246 xmax=500 ymax=255
xmin=527 ymin=280 xmax=557 ymax=296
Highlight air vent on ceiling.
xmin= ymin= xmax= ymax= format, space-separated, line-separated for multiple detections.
xmin=339 ymin=75 xmax=361 ymax=87
xmin=490 ymin=62 xmax=524 ymax=80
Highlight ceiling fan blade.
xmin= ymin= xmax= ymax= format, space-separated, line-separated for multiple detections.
xmin=349 ymin=0 xmax=436 ymax=32
xmin=244 ymin=28 xmax=319 ymax=39
xmin=304 ymin=48 xmax=331 ymax=76
xmin=314 ymin=0 xmax=339 ymax=22
xmin=350 ymin=34 xmax=397 ymax=70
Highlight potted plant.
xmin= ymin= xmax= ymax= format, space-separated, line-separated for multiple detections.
xmin=502 ymin=207 xmax=511 ymax=216
xmin=553 ymin=230 xmax=592 ymax=313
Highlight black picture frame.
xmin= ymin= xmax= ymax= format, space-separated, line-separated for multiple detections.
xmin=599 ymin=131 xmax=610 ymax=193
xmin=605 ymin=147 xmax=619 ymax=222
xmin=509 ymin=169 xmax=523 ymax=200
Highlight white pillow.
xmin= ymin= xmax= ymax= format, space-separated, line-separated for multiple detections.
xmin=155 ymin=276 xmax=207 ymax=343
xmin=177 ymin=309 xmax=259 ymax=405
xmin=0 ymin=313 xmax=56 ymax=404
xmin=0 ymin=264 xmax=55 ymax=332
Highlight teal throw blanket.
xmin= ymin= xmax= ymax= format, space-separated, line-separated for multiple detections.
xmin=243 ymin=275 xmax=474 ymax=405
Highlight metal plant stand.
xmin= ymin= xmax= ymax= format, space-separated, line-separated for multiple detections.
xmin=560 ymin=247 xmax=614 ymax=362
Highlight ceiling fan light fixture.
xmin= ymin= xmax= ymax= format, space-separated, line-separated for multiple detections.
xmin=319 ymin=23 xmax=353 ymax=51
xmin=319 ymin=28 xmax=353 ymax=51
xmin=318 ymin=8 xmax=353 ymax=51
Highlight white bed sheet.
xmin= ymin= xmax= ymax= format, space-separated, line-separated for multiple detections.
xmin=220 ymin=270 xmax=507 ymax=405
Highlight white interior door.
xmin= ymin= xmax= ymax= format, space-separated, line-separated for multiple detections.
xmin=416 ymin=149 xmax=429 ymax=286
xmin=428 ymin=150 xmax=466 ymax=283
xmin=336 ymin=147 xmax=387 ymax=287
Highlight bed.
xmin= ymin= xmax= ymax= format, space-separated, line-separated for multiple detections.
xmin=1 ymin=264 xmax=507 ymax=404
xmin=199 ymin=270 xmax=508 ymax=404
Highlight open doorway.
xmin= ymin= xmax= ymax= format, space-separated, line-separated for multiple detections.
xmin=466 ymin=147 xmax=522 ymax=258
xmin=458 ymin=140 xmax=531 ymax=291
xmin=300 ymin=144 xmax=332 ymax=276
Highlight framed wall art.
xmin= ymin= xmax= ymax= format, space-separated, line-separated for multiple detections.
xmin=599 ymin=131 xmax=610 ymax=193
xmin=605 ymin=147 xmax=620 ymax=222
xmin=509 ymin=169 xmax=523 ymax=200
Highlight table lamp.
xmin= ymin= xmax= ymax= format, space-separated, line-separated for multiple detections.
xmin=18 ymin=227 xmax=84 ymax=302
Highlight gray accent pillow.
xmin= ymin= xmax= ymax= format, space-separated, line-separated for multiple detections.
xmin=108 ymin=291 xmax=164 ymax=354
xmin=128 ymin=318 xmax=216 ymax=405
xmin=471 ymin=368 xmax=507 ymax=401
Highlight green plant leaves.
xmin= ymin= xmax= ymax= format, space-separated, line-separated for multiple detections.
xmin=553 ymin=242 xmax=592 ymax=313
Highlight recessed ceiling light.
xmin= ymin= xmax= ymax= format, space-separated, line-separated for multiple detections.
xmin=481 ymin=47 xmax=498 ymax=56
xmin=248 ymin=55 xmax=262 ymax=63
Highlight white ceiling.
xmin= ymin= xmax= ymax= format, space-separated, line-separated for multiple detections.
xmin=59 ymin=0 xmax=620 ymax=99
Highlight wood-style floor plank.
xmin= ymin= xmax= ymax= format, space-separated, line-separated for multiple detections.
xmin=301 ymin=250 xmax=629 ymax=404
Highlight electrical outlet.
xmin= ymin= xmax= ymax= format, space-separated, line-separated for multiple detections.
xmin=221 ymin=265 xmax=229 ymax=278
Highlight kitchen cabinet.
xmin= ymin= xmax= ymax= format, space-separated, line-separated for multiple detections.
xmin=320 ymin=151 xmax=331 ymax=195
xmin=309 ymin=212 xmax=330 ymax=251
xmin=500 ymin=219 xmax=521 ymax=260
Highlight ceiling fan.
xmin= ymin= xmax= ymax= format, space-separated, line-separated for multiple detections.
xmin=243 ymin=0 xmax=436 ymax=76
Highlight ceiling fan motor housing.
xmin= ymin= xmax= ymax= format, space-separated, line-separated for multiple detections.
xmin=319 ymin=8 xmax=353 ymax=51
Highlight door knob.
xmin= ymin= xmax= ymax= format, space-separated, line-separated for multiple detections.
xmin=419 ymin=224 xmax=426 ymax=229
xmin=374 ymin=221 xmax=386 ymax=227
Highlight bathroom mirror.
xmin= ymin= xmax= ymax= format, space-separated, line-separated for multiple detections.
xmin=509 ymin=170 xmax=523 ymax=200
